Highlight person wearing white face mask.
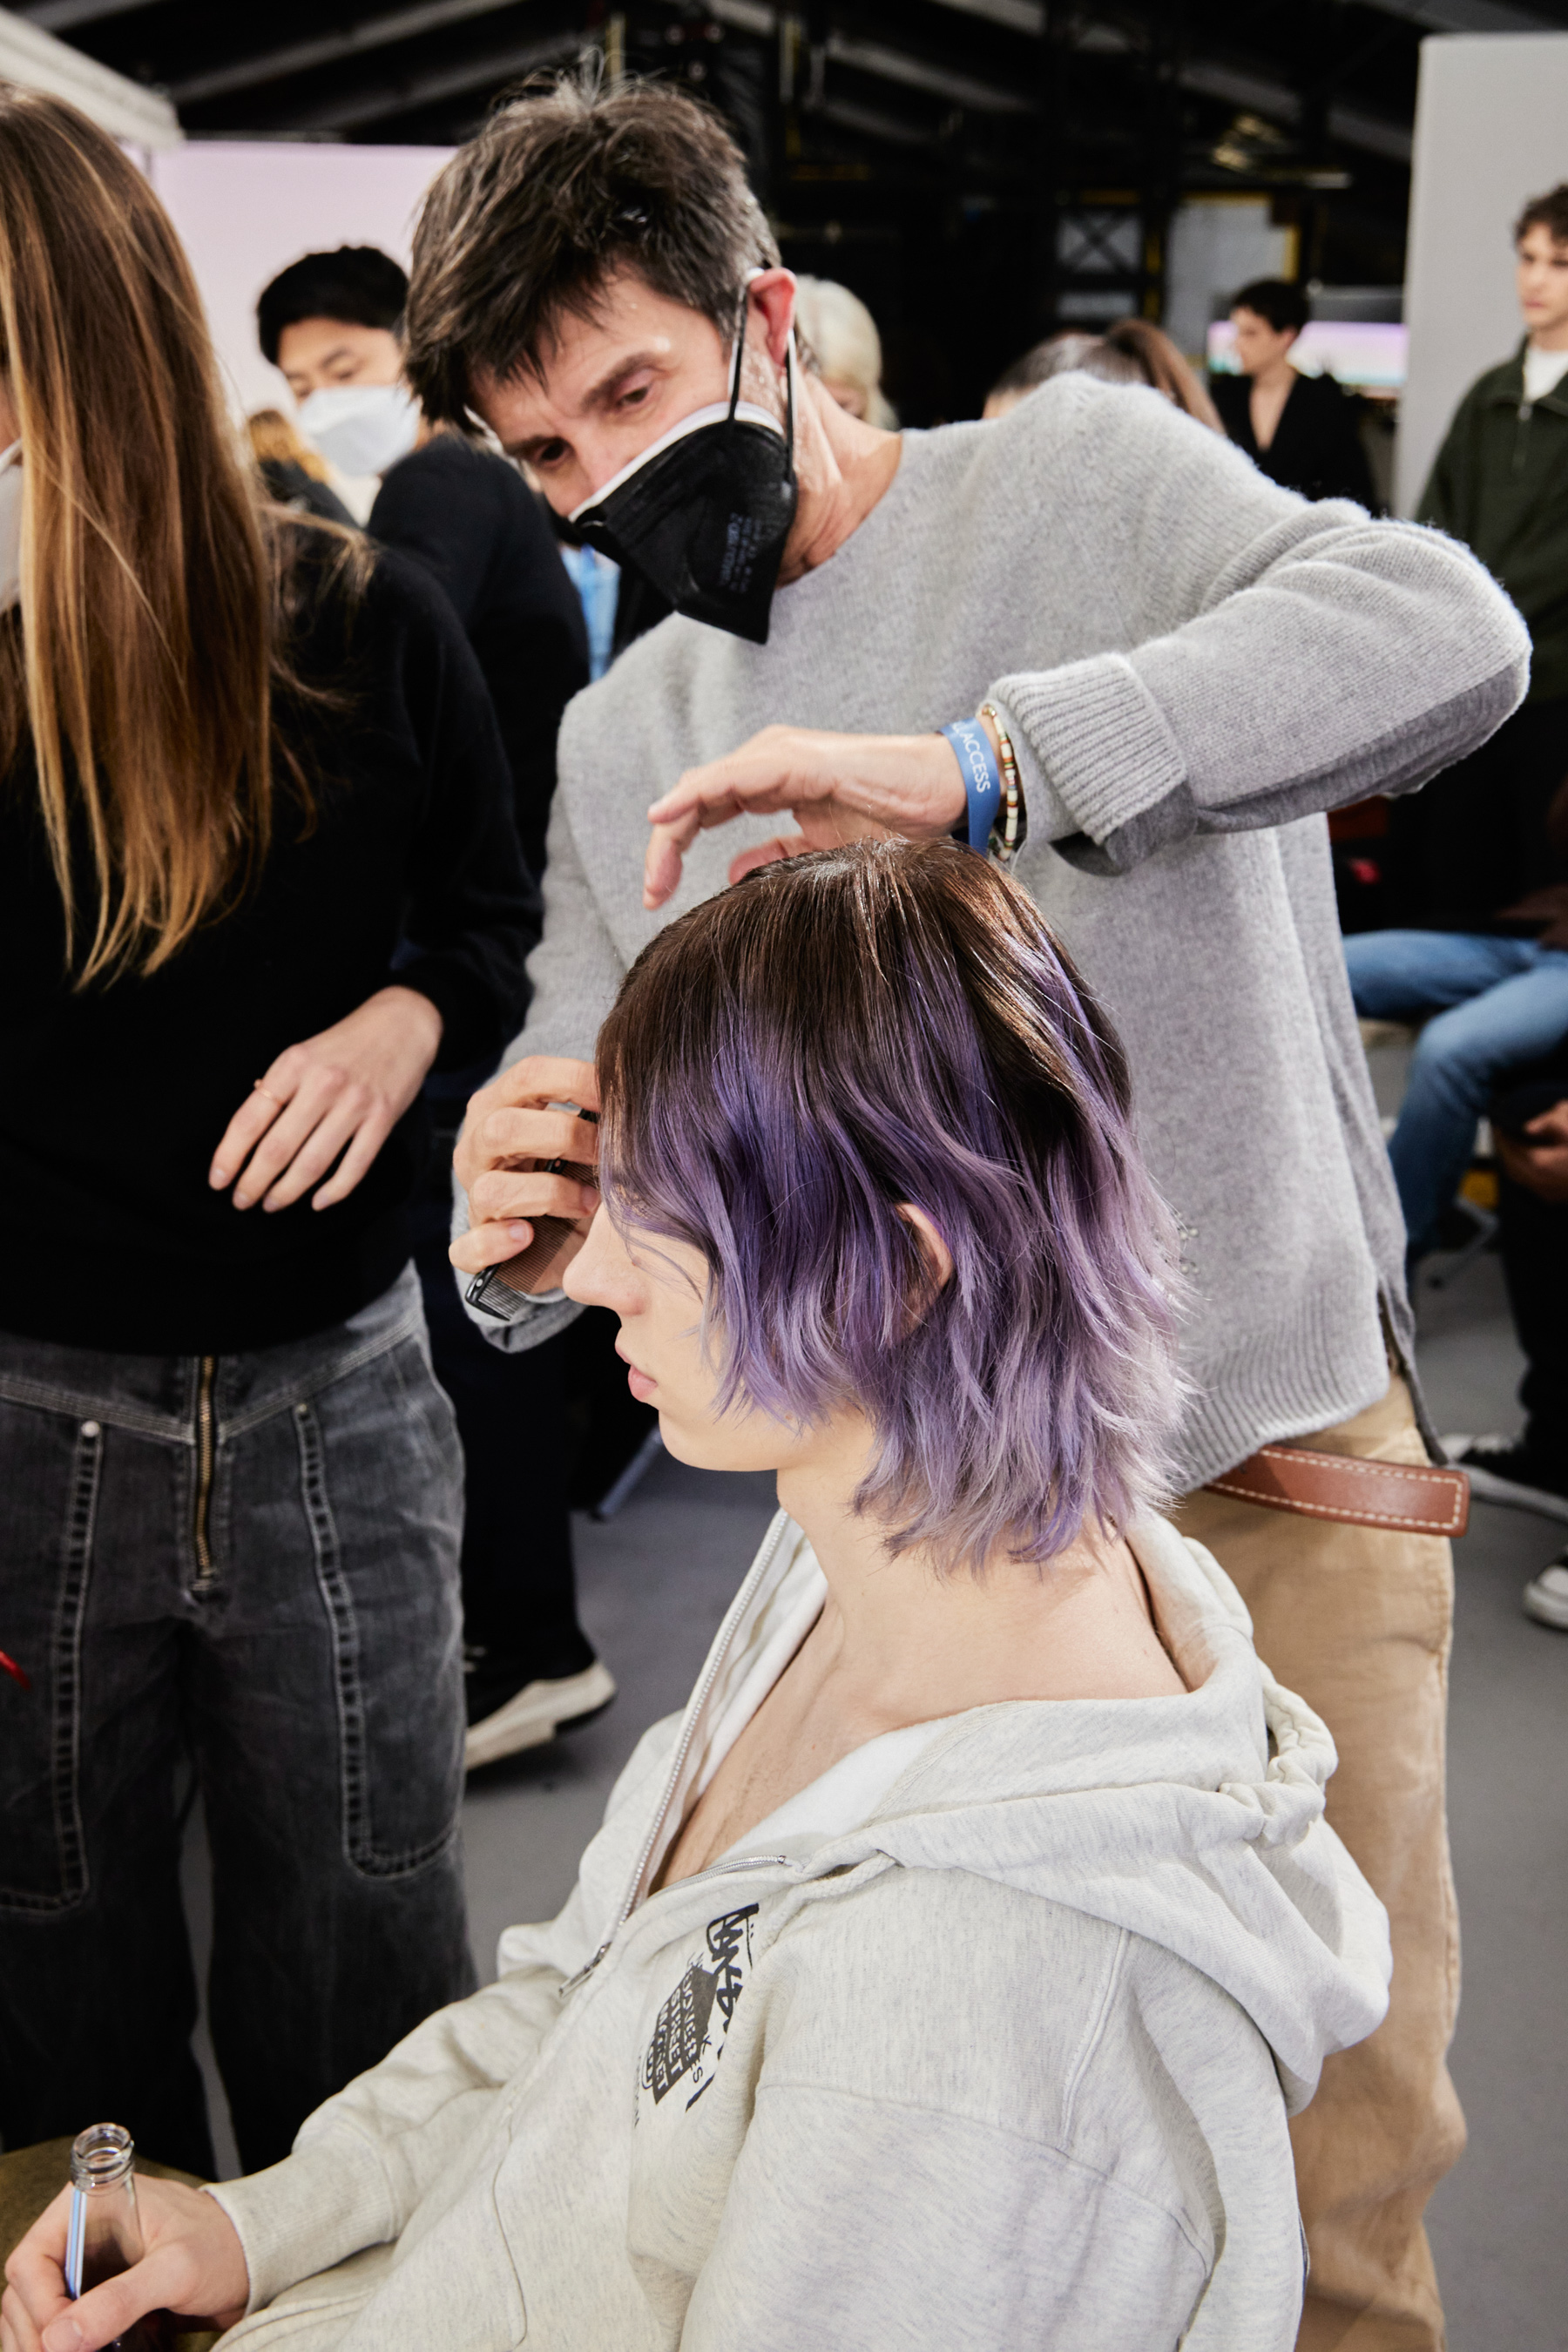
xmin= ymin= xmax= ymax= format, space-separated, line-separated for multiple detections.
xmin=259 ymin=245 xmax=612 ymax=1774
xmin=260 ymin=244 xmax=421 ymax=495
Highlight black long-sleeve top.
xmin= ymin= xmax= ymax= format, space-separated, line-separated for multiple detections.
xmin=368 ymin=437 xmax=589 ymax=880
xmin=0 ymin=532 xmax=539 ymax=1355
xmin=1211 ymin=368 xmax=1378 ymax=509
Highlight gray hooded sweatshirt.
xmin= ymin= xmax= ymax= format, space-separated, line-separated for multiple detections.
xmin=211 ymin=1515 xmax=1389 ymax=2352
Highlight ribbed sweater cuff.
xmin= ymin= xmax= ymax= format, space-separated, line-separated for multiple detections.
xmin=206 ymin=2129 xmax=395 ymax=2315
xmin=992 ymin=653 xmax=1187 ymax=855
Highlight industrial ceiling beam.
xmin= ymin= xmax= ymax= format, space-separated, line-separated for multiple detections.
xmin=1355 ymin=0 xmax=1554 ymax=28
xmin=0 ymin=2 xmax=178 ymax=141
xmin=168 ymin=0 xmax=531 ymax=106
xmin=1004 ymin=8 xmax=1420 ymax=166
xmin=708 ymin=3 xmax=1042 ymax=112
xmin=275 ymin=26 xmax=578 ymax=132
xmin=18 ymin=0 xmax=159 ymax=30
xmin=827 ymin=30 xmax=1032 ymax=112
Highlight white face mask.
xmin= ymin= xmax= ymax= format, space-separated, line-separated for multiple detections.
xmin=0 ymin=441 xmax=23 ymax=615
xmin=296 ymin=383 xmax=420 ymax=478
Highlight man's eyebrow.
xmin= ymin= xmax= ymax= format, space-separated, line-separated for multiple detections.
xmin=504 ymin=352 xmax=666 ymax=459
xmin=581 ymin=349 xmax=665 ymax=411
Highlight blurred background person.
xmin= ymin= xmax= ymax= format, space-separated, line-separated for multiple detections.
xmin=984 ymin=318 xmax=1222 ymax=430
xmin=1213 ymin=278 xmax=1376 ymax=507
xmin=0 ymin=92 xmax=538 ymax=2175
xmin=1375 ymin=186 xmax=1568 ymax=937
xmin=259 ymin=244 xmax=615 ymax=1773
xmin=244 ymin=407 xmax=356 ymax=526
xmin=259 ymin=245 xmax=588 ymax=885
xmin=793 ymin=273 xmax=897 ymax=427
xmin=1344 ymin=186 xmax=1568 ymax=1319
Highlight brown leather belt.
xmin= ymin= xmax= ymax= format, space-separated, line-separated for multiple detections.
xmin=1203 ymin=1444 xmax=1470 ymax=1538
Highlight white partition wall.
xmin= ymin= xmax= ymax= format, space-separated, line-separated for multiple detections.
xmin=147 ymin=142 xmax=455 ymax=423
xmin=1398 ymin=31 xmax=1568 ymax=512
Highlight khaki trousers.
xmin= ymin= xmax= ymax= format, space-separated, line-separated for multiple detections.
xmin=1175 ymin=1375 xmax=1463 ymax=2352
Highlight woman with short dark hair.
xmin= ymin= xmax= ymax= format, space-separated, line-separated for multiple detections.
xmin=1212 ymin=276 xmax=1377 ymax=506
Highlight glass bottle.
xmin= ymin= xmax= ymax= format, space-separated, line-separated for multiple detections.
xmin=64 ymin=2124 xmax=174 ymax=2351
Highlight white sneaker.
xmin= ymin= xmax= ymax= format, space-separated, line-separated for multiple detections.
xmin=1522 ymin=1560 xmax=1568 ymax=1630
xmin=464 ymin=1659 xmax=618 ymax=1772
xmin=1441 ymin=1435 xmax=1568 ymax=1523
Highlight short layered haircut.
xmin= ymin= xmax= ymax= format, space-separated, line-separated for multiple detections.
xmin=596 ymin=840 xmax=1186 ymax=1571
xmin=1516 ymin=183 xmax=1568 ymax=248
xmin=1230 ymin=278 xmax=1310 ymax=337
xmin=1232 ymin=277 xmax=1307 ymax=338
xmin=405 ymin=71 xmax=778 ymax=423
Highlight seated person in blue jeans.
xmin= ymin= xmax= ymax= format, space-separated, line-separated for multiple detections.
xmin=1345 ymin=922 xmax=1568 ymax=1258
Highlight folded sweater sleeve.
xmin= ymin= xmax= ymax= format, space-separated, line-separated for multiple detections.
xmin=985 ymin=382 xmax=1531 ymax=878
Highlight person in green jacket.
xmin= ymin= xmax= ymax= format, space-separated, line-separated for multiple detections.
xmin=1346 ymin=184 xmax=1568 ymax=1531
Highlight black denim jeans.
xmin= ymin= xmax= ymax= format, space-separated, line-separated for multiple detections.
xmin=0 ymin=1268 xmax=476 ymax=2177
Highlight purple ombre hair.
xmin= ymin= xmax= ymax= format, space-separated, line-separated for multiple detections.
xmin=596 ymin=839 xmax=1186 ymax=1568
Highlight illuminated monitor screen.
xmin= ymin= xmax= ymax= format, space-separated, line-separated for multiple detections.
xmin=1207 ymin=318 xmax=1407 ymax=392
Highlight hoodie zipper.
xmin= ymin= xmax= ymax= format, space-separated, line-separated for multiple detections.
xmin=558 ymin=1854 xmax=791 ymax=2000
xmin=559 ymin=1514 xmax=800 ymax=2004
xmin=190 ymin=1355 xmax=218 ymax=1596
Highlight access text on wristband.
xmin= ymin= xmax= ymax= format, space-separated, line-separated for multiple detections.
xmin=938 ymin=717 xmax=1001 ymax=855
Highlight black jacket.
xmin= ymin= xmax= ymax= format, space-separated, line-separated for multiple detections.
xmin=1419 ymin=341 xmax=1568 ymax=704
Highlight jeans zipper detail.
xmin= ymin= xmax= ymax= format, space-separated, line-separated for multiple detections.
xmin=192 ymin=1355 xmax=218 ymax=1593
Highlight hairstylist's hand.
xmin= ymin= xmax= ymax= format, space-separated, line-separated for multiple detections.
xmin=449 ymin=1054 xmax=602 ymax=1283
xmin=643 ymin=725 xmax=972 ymax=910
xmin=1498 ymin=1098 xmax=1568 ymax=1203
xmin=1 ymin=2176 xmax=247 ymax=2352
xmin=209 ymin=983 xmax=443 ymax=1215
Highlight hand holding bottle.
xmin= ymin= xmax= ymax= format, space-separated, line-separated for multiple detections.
xmin=1 ymin=2173 xmax=247 ymax=2352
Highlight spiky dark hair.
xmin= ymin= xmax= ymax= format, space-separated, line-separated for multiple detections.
xmin=405 ymin=67 xmax=777 ymax=422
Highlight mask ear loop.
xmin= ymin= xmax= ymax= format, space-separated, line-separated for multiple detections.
xmin=727 ymin=277 xmax=795 ymax=458
xmin=725 ymin=282 xmax=750 ymax=432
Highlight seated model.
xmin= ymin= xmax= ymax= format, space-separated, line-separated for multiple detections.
xmin=6 ymin=842 xmax=1389 ymax=2352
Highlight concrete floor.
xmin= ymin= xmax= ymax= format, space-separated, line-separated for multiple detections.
xmin=186 ymin=1087 xmax=1568 ymax=2344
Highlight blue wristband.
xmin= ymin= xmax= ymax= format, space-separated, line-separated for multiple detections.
xmin=939 ymin=718 xmax=1001 ymax=855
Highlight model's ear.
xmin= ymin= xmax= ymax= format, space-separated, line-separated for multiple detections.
xmin=896 ymin=1203 xmax=954 ymax=1322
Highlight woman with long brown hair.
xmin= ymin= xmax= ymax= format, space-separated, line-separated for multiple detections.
xmin=0 ymin=88 xmax=537 ymax=2178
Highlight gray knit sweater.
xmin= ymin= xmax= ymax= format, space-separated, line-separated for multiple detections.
xmin=463 ymin=375 xmax=1529 ymax=1487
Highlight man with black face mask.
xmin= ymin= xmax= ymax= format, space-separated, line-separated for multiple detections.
xmin=410 ymin=72 xmax=1527 ymax=2352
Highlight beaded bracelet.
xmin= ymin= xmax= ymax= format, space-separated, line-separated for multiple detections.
xmin=978 ymin=701 xmax=1026 ymax=865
